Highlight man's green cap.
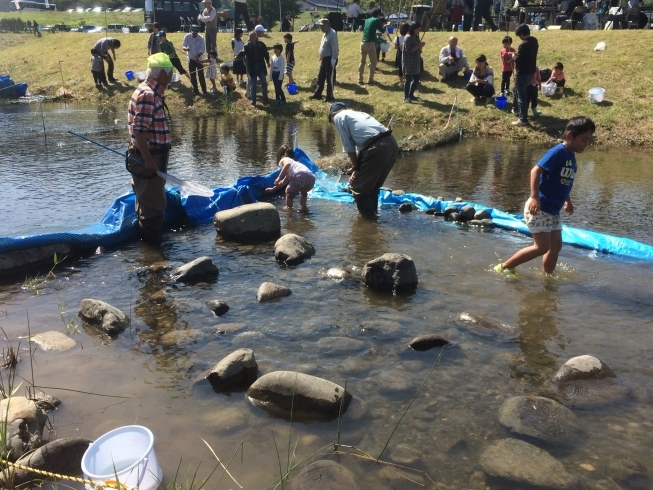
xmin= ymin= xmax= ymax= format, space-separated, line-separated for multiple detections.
xmin=147 ymin=53 xmax=173 ymax=69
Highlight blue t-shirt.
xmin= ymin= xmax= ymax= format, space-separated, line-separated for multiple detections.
xmin=537 ymin=143 xmax=576 ymax=215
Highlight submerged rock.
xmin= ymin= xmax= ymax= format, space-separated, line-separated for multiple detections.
xmin=326 ymin=267 xmax=351 ymax=281
xmin=447 ymin=212 xmax=460 ymax=222
xmin=206 ymin=348 xmax=258 ymax=390
xmin=605 ymin=455 xmax=649 ymax=490
xmin=458 ymin=312 xmax=517 ymax=341
xmin=409 ymin=334 xmax=450 ymax=351
xmin=31 ymin=331 xmax=76 ymax=351
xmin=459 ymin=205 xmax=476 ymax=221
xmin=398 ymin=202 xmax=413 ymax=213
xmin=206 ymin=300 xmax=229 ymax=316
xmin=469 ymin=219 xmax=495 ymax=229
xmin=480 ymin=438 xmax=576 ymax=489
xmin=316 ymin=337 xmax=366 ymax=353
xmin=289 ymin=460 xmax=358 ymax=490
xmin=444 ymin=205 xmax=458 ymax=218
xmin=78 ymin=299 xmax=129 ymax=336
xmin=0 ymin=244 xmax=72 ymax=276
xmin=274 ymin=234 xmax=315 ymax=265
xmin=213 ymin=323 xmax=247 ymax=335
xmin=257 ymin=282 xmax=292 ymax=302
xmin=498 ymin=396 xmax=579 ymax=445
xmin=474 ymin=209 xmax=492 ymax=220
xmin=362 ymin=253 xmax=418 ymax=293
xmin=173 ymin=256 xmax=219 ymax=282
xmin=247 ymin=371 xmax=351 ymax=421
xmin=214 ymin=202 xmax=281 ymax=243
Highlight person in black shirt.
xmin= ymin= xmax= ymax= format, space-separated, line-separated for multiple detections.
xmin=511 ymin=24 xmax=538 ymax=127
xmin=237 ymin=31 xmax=270 ymax=107
xmin=281 ymin=12 xmax=292 ymax=31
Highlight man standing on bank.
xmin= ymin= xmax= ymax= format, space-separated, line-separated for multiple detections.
xmin=127 ymin=53 xmax=174 ymax=242
xmin=358 ymin=8 xmax=388 ymax=85
xmin=198 ymin=0 xmax=219 ymax=57
xmin=233 ymin=0 xmax=253 ymax=34
xmin=182 ymin=25 xmax=208 ymax=95
xmin=309 ymin=18 xmax=339 ymax=102
xmin=93 ymin=37 xmax=121 ymax=83
xmin=511 ymin=23 xmax=538 ymax=127
xmin=329 ymin=102 xmax=399 ymax=218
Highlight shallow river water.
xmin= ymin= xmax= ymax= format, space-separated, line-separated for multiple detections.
xmin=1 ymin=103 xmax=653 ymax=490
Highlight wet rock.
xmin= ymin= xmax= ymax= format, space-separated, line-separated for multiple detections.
xmin=206 ymin=300 xmax=229 ymax=316
xmin=316 ymin=337 xmax=366 ymax=353
xmin=398 ymin=202 xmax=413 ymax=213
xmin=455 ymin=197 xmax=463 ymax=203
xmin=173 ymin=256 xmax=219 ymax=283
xmin=274 ymin=234 xmax=315 ymax=265
xmin=289 ymin=460 xmax=358 ymax=490
xmin=256 ymin=282 xmax=292 ymax=302
xmin=362 ymin=253 xmax=418 ymax=293
xmin=31 ymin=331 xmax=76 ymax=351
xmin=160 ymin=328 xmax=208 ymax=347
xmin=553 ymin=355 xmax=616 ymax=382
xmin=327 ymin=267 xmax=351 ymax=281
xmin=389 ymin=444 xmax=421 ymax=465
xmin=469 ymin=219 xmax=495 ymax=229
xmin=480 ymin=438 xmax=576 ymax=489
xmin=605 ymin=456 xmax=649 ymax=489
xmin=214 ymin=202 xmax=281 ymax=243
xmin=498 ymin=396 xmax=579 ymax=445
xmin=459 ymin=205 xmax=476 ymax=221
xmin=358 ymin=319 xmax=401 ymax=339
xmin=0 ymin=244 xmax=72 ymax=275
xmin=247 ymin=371 xmax=351 ymax=421
xmin=458 ymin=312 xmax=517 ymax=341
xmin=79 ymin=299 xmax=129 ymax=336
xmin=0 ymin=397 xmax=47 ymax=461
xmin=8 ymin=438 xmax=92 ymax=486
xmin=213 ymin=323 xmax=246 ymax=335
xmin=409 ymin=334 xmax=449 ymax=351
xmin=232 ymin=331 xmax=265 ymax=345
xmin=446 ymin=212 xmax=460 ymax=222
xmin=424 ymin=208 xmax=438 ymax=215
xmin=28 ymin=392 xmax=61 ymax=413
xmin=443 ymin=205 xmax=458 ymax=218
xmin=392 ymin=189 xmax=405 ymax=196
xmin=474 ymin=209 xmax=492 ymax=220
xmin=206 ymin=348 xmax=258 ymax=390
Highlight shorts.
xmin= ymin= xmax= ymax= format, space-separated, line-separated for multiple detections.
xmin=286 ymin=172 xmax=315 ymax=197
xmin=285 ymin=61 xmax=295 ymax=75
xmin=524 ymin=202 xmax=562 ymax=233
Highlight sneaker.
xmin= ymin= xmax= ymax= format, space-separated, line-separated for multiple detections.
xmin=308 ymin=94 xmax=322 ymax=100
xmin=250 ymin=102 xmax=256 ymax=108
xmin=409 ymin=95 xmax=419 ymax=101
xmin=404 ymin=97 xmax=412 ymax=103
xmin=532 ymin=108 xmax=542 ymax=117
xmin=494 ymin=264 xmax=516 ymax=275
xmin=511 ymin=120 xmax=528 ymax=126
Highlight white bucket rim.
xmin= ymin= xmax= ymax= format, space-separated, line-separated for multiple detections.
xmin=81 ymin=425 xmax=155 ymax=479
xmin=588 ymin=87 xmax=605 ymax=94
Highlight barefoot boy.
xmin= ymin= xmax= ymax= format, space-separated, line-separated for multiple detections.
xmin=495 ymin=116 xmax=595 ymax=274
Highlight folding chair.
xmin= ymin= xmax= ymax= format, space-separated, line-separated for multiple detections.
xmin=310 ymin=11 xmax=321 ymax=31
xmin=180 ymin=16 xmax=189 ymax=32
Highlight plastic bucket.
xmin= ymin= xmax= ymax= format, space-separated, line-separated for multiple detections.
xmin=171 ymin=72 xmax=180 ymax=82
xmin=81 ymin=426 xmax=162 ymax=490
xmin=125 ymin=70 xmax=134 ymax=81
xmin=14 ymin=82 xmax=28 ymax=97
xmin=589 ymin=87 xmax=604 ymax=103
xmin=458 ymin=24 xmax=463 ymax=31
xmin=387 ymin=26 xmax=394 ymax=33
xmin=494 ymin=95 xmax=507 ymax=109
xmin=136 ymin=71 xmax=147 ymax=82
xmin=286 ymin=82 xmax=297 ymax=95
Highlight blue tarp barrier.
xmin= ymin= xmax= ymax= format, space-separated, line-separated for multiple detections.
xmin=2 ymin=148 xmax=653 ymax=261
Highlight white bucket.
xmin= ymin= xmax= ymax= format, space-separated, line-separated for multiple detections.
xmin=171 ymin=72 xmax=180 ymax=82
xmin=136 ymin=71 xmax=147 ymax=82
xmin=81 ymin=426 xmax=162 ymax=490
xmin=380 ymin=41 xmax=392 ymax=53
xmin=589 ymin=87 xmax=605 ymax=103
xmin=541 ymin=80 xmax=557 ymax=96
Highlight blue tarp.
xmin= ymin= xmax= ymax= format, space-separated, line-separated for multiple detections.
xmin=2 ymin=148 xmax=653 ymax=261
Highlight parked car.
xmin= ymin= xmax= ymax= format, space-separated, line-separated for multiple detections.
xmin=87 ymin=26 xmax=106 ymax=33
xmin=40 ymin=24 xmax=54 ymax=32
xmin=132 ymin=7 xmax=143 ymax=12
xmin=66 ymin=8 xmax=74 ymax=12
xmin=79 ymin=24 xmax=98 ymax=32
xmin=75 ymin=7 xmax=84 ymax=12
xmin=122 ymin=6 xmax=132 ymax=12
xmin=53 ymin=24 xmax=72 ymax=31
xmin=107 ymin=23 xmax=125 ymax=32
xmin=105 ymin=7 xmax=113 ymax=12
xmin=126 ymin=25 xmax=141 ymax=32
xmin=139 ymin=24 xmax=150 ymax=32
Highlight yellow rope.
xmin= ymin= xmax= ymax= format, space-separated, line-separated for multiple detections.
xmin=2 ymin=460 xmax=138 ymax=490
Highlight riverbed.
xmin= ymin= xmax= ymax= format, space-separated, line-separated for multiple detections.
xmin=1 ymin=103 xmax=652 ymax=489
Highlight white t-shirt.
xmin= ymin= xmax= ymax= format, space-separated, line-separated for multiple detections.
xmin=281 ymin=158 xmax=312 ymax=177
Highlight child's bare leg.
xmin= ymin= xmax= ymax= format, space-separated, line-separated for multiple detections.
xmin=502 ymin=232 xmax=551 ymax=270
xmin=299 ymin=191 xmax=308 ymax=211
xmin=542 ymin=230 xmax=563 ymax=273
xmin=285 ymin=194 xmax=294 ymax=209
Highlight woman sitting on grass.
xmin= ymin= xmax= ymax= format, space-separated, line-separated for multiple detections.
xmin=466 ymin=54 xmax=495 ymax=101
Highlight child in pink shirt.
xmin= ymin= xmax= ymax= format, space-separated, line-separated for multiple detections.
xmin=500 ymin=36 xmax=516 ymax=95
xmin=550 ymin=61 xmax=566 ymax=87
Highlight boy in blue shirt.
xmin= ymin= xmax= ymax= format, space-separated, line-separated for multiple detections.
xmin=495 ymin=116 xmax=595 ymax=274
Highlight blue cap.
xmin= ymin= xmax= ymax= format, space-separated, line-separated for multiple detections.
xmin=156 ymin=30 xmax=166 ymax=37
xmin=328 ymin=101 xmax=347 ymax=121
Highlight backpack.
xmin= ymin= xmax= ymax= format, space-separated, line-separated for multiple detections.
xmin=539 ymin=68 xmax=552 ymax=83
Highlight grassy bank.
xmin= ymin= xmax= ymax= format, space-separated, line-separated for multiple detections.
xmin=1 ymin=26 xmax=652 ymax=147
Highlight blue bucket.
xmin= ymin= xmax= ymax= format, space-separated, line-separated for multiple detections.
xmin=286 ymin=82 xmax=297 ymax=95
xmin=463 ymin=71 xmax=472 ymax=80
xmin=14 ymin=82 xmax=28 ymax=97
xmin=387 ymin=26 xmax=394 ymax=33
xmin=494 ymin=95 xmax=507 ymax=110
xmin=125 ymin=70 xmax=134 ymax=81
xmin=458 ymin=24 xmax=463 ymax=31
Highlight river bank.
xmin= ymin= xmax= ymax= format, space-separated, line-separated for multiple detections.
xmin=1 ymin=29 xmax=651 ymax=147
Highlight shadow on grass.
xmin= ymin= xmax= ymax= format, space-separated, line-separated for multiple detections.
xmin=531 ymin=114 xmax=569 ymax=139
xmin=337 ymin=82 xmax=369 ymax=95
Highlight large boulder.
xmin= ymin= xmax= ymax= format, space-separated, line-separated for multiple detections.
xmin=257 ymin=282 xmax=292 ymax=302
xmin=275 ymin=234 xmax=315 ymax=265
xmin=553 ymin=355 xmax=615 ymax=382
xmin=0 ymin=397 xmax=48 ymax=461
xmin=78 ymin=299 xmax=129 ymax=336
xmin=247 ymin=371 xmax=351 ymax=421
xmin=172 ymin=256 xmax=219 ymax=283
xmin=480 ymin=439 xmax=576 ymax=489
xmin=206 ymin=349 xmax=258 ymax=390
xmin=0 ymin=244 xmax=72 ymax=276
xmin=289 ymin=460 xmax=358 ymax=490
xmin=459 ymin=205 xmax=476 ymax=221
xmin=214 ymin=203 xmax=281 ymax=243
xmin=6 ymin=438 xmax=92 ymax=486
xmin=498 ymin=396 xmax=579 ymax=446
xmin=362 ymin=253 xmax=418 ymax=293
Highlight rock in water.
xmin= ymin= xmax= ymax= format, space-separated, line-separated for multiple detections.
xmin=326 ymin=267 xmax=351 ymax=281
xmin=498 ymin=396 xmax=579 ymax=445
xmin=605 ymin=456 xmax=649 ymax=490
xmin=447 ymin=212 xmax=460 ymax=222
xmin=398 ymin=202 xmax=413 ymax=213
xmin=31 ymin=331 xmax=76 ymax=351
xmin=458 ymin=312 xmax=516 ymax=341
xmin=469 ymin=219 xmax=495 ymax=229
xmin=474 ymin=209 xmax=492 ymax=220
xmin=392 ymin=190 xmax=405 ymax=196
xmin=289 ymin=460 xmax=359 ymax=490
xmin=363 ymin=253 xmax=418 ymax=293
xmin=256 ymin=282 xmax=292 ymax=302
xmin=274 ymin=234 xmax=315 ymax=265
xmin=459 ymin=205 xmax=476 ymax=221
xmin=206 ymin=348 xmax=258 ymax=390
xmin=424 ymin=208 xmax=438 ymax=215
xmin=0 ymin=397 xmax=48 ymax=461
xmin=247 ymin=371 xmax=351 ymax=421
xmin=443 ymin=205 xmax=458 ymax=218
xmin=409 ymin=334 xmax=450 ymax=351
xmin=173 ymin=256 xmax=219 ymax=282
xmin=480 ymin=439 xmax=576 ymax=489
xmin=206 ymin=300 xmax=229 ymax=316
xmin=553 ymin=355 xmax=616 ymax=382
xmin=9 ymin=438 xmax=93 ymax=486
xmin=214 ymin=202 xmax=280 ymax=243
xmin=79 ymin=299 xmax=129 ymax=336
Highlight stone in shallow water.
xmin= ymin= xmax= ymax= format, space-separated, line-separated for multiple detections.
xmin=214 ymin=202 xmax=281 ymax=243
xmin=257 ymin=282 xmax=292 ymax=302
xmin=79 ymin=299 xmax=129 ymax=336
xmin=474 ymin=209 xmax=492 ymax=220
xmin=213 ymin=323 xmax=246 ymax=335
xmin=457 ymin=312 xmax=517 ymax=341
xmin=553 ymin=355 xmax=616 ymax=382
xmin=206 ymin=348 xmax=258 ymax=390
xmin=274 ymin=234 xmax=315 ymax=265
xmin=362 ymin=253 xmax=417 ymax=293
xmin=172 ymin=256 xmax=219 ymax=282
xmin=32 ymin=331 xmax=76 ymax=351
xmin=315 ymin=336 xmax=366 ymax=353
xmin=289 ymin=460 xmax=358 ymax=490
xmin=398 ymin=202 xmax=413 ymax=213
xmin=459 ymin=205 xmax=476 ymax=221
xmin=206 ymin=300 xmax=229 ymax=316
xmin=409 ymin=333 xmax=450 ymax=351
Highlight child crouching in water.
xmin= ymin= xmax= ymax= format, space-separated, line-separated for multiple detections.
xmin=265 ymin=145 xmax=316 ymax=212
xmin=495 ymin=116 xmax=595 ymax=274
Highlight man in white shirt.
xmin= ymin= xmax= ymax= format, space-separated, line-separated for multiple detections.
xmin=348 ymin=0 xmax=365 ymax=30
xmin=182 ymin=25 xmax=207 ymax=95
xmin=438 ymin=36 xmax=470 ymax=81
xmin=309 ymin=18 xmax=339 ymax=102
xmin=198 ymin=0 xmax=218 ymax=57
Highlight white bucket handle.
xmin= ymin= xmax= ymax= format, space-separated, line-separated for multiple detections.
xmin=136 ymin=457 xmax=148 ymax=488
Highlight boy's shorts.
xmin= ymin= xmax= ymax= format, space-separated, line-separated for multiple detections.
xmin=524 ymin=202 xmax=562 ymax=234
xmin=285 ymin=61 xmax=295 ymax=75
xmin=286 ymin=172 xmax=315 ymax=197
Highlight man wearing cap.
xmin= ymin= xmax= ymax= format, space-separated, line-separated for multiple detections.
xmin=309 ymin=18 xmax=338 ymax=102
xmin=233 ymin=0 xmax=253 ymax=34
xmin=93 ymin=37 xmax=121 ymax=83
xmin=198 ymin=0 xmax=219 ymax=57
xmin=359 ymin=8 xmax=387 ymax=85
xmin=127 ymin=53 xmax=174 ymax=241
xmin=157 ymin=31 xmax=188 ymax=78
xmin=182 ymin=25 xmax=207 ymax=95
xmin=329 ymin=102 xmax=398 ymax=218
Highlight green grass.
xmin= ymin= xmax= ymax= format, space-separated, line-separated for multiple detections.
xmin=1 ymin=22 xmax=652 ymax=147
xmin=0 ymin=10 xmax=143 ymax=29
